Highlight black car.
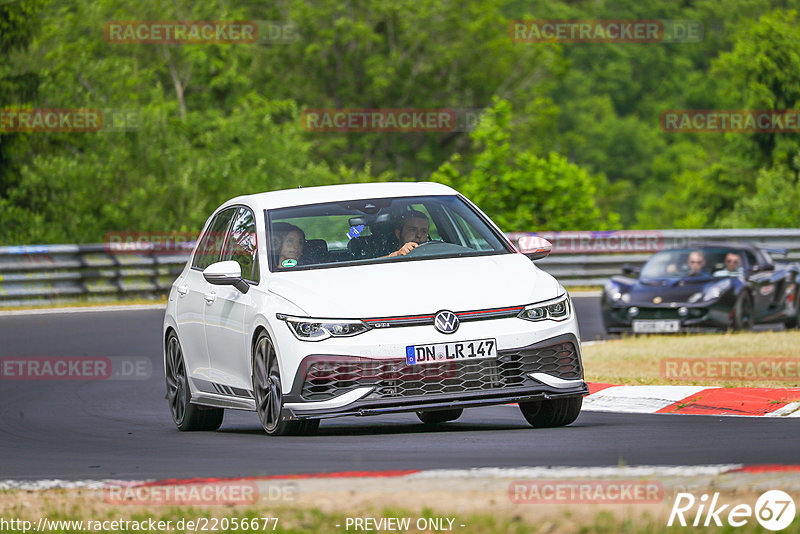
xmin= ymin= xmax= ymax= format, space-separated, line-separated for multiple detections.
xmin=601 ymin=242 xmax=800 ymax=333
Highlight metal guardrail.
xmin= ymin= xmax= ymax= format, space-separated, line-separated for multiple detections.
xmin=1 ymin=229 xmax=799 ymax=305
xmin=0 ymin=244 xmax=190 ymax=306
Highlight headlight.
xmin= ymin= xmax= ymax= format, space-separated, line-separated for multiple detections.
xmin=276 ymin=314 xmax=371 ymax=341
xmin=604 ymin=281 xmax=630 ymax=303
xmin=518 ymin=294 xmax=571 ymax=322
xmin=701 ymin=279 xmax=732 ymax=302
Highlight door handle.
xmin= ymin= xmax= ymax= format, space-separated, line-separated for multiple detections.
xmin=176 ymin=284 xmax=189 ymax=296
xmin=204 ymin=292 xmax=216 ymax=304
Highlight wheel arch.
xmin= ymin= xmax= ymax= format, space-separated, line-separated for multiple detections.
xmin=163 ymin=325 xmax=178 ymax=376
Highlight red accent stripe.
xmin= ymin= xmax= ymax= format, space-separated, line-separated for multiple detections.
xmin=456 ymin=306 xmax=524 ymax=316
xmin=656 ymin=387 xmax=800 ymax=416
xmin=363 ymin=315 xmax=434 ymax=323
xmin=588 ymin=382 xmax=619 ymax=395
xmin=365 ymin=305 xmax=524 ymax=323
xmin=727 ymin=465 xmax=800 ymax=474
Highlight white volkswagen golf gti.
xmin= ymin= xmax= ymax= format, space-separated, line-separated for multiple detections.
xmin=163 ymin=182 xmax=586 ymax=435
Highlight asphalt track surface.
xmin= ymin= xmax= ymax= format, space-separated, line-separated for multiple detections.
xmin=1 ymin=296 xmax=798 ymax=481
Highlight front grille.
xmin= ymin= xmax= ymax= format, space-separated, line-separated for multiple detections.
xmin=300 ymin=342 xmax=582 ymax=401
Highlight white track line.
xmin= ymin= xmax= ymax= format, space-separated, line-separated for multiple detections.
xmin=582 ymin=385 xmax=709 ymax=413
xmin=406 ymin=465 xmax=744 ymax=479
xmin=765 ymin=402 xmax=800 ymax=417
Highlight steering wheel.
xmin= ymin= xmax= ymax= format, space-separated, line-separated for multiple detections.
xmin=403 ymin=239 xmax=469 ymax=258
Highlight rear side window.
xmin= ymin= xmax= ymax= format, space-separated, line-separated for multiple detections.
xmin=192 ymin=208 xmax=236 ymax=270
xmin=222 ymin=207 xmax=259 ymax=283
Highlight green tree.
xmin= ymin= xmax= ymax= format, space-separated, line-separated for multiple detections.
xmin=0 ymin=0 xmax=44 ymax=196
xmin=432 ymin=99 xmax=618 ymax=231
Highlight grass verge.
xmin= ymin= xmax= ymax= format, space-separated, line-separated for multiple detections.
xmin=582 ymin=330 xmax=800 ymax=388
xmin=0 ymin=502 xmax=796 ymax=534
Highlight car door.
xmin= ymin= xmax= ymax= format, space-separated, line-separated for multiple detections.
xmin=174 ymin=207 xmax=236 ymax=380
xmin=743 ymin=250 xmax=777 ymax=321
xmin=204 ymin=207 xmax=259 ymax=393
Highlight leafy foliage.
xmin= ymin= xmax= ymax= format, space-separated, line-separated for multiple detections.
xmin=1 ymin=0 xmax=799 ymax=244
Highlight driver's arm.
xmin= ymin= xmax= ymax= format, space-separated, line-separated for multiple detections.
xmin=387 ymin=242 xmax=418 ymax=257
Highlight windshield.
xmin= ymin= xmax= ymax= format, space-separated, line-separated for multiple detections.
xmin=640 ymin=247 xmax=748 ymax=279
xmin=266 ymin=195 xmax=509 ymax=271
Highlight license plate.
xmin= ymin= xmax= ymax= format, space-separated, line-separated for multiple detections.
xmin=632 ymin=319 xmax=680 ymax=333
xmin=406 ymin=338 xmax=497 ymax=365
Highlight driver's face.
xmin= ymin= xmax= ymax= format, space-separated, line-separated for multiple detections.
xmin=280 ymin=230 xmax=304 ymax=260
xmin=688 ymin=252 xmax=705 ymax=272
xmin=396 ymin=216 xmax=429 ymax=245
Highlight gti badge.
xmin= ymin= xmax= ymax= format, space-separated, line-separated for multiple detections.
xmin=434 ymin=310 xmax=459 ymax=334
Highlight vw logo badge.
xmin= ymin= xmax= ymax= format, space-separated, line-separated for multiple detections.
xmin=434 ymin=310 xmax=459 ymax=334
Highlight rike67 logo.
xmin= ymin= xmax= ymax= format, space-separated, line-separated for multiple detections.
xmin=668 ymin=490 xmax=796 ymax=531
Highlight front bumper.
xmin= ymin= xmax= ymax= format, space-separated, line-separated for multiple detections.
xmin=280 ymin=384 xmax=587 ymax=420
xmin=279 ymin=333 xmax=587 ymax=420
xmin=602 ymin=298 xmax=736 ymax=333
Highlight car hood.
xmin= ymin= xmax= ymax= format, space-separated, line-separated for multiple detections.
xmin=626 ymin=277 xmax=718 ymax=304
xmin=267 ymin=253 xmax=560 ymax=317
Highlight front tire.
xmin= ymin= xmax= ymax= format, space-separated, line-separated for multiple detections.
xmin=731 ymin=291 xmax=754 ymax=331
xmin=416 ymin=408 xmax=463 ymax=425
xmin=165 ymin=332 xmax=224 ymax=431
xmin=252 ymin=331 xmax=308 ymax=436
xmin=519 ymin=396 xmax=582 ymax=428
xmin=783 ymin=284 xmax=800 ymax=329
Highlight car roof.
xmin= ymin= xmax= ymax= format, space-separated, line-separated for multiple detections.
xmin=220 ymin=182 xmax=459 ymax=211
xmin=671 ymin=241 xmax=756 ymax=252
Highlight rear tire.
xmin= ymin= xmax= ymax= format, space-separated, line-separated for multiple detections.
xmin=519 ymin=396 xmax=582 ymax=428
xmin=731 ymin=291 xmax=754 ymax=331
xmin=165 ymin=332 xmax=224 ymax=431
xmin=416 ymin=408 xmax=463 ymax=425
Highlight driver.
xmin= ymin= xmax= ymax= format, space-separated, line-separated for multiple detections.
xmin=271 ymin=222 xmax=305 ymax=267
xmin=686 ymin=250 xmax=707 ymax=275
xmin=386 ymin=210 xmax=430 ymax=257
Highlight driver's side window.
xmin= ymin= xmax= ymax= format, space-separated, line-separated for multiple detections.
xmin=192 ymin=208 xmax=236 ymax=270
xmin=222 ymin=208 xmax=259 ymax=283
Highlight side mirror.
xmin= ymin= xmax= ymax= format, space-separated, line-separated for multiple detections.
xmin=203 ymin=260 xmax=250 ymax=294
xmin=621 ymin=263 xmax=641 ymax=277
xmin=517 ymin=236 xmax=552 ymax=261
xmin=751 ymin=264 xmax=774 ymax=273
